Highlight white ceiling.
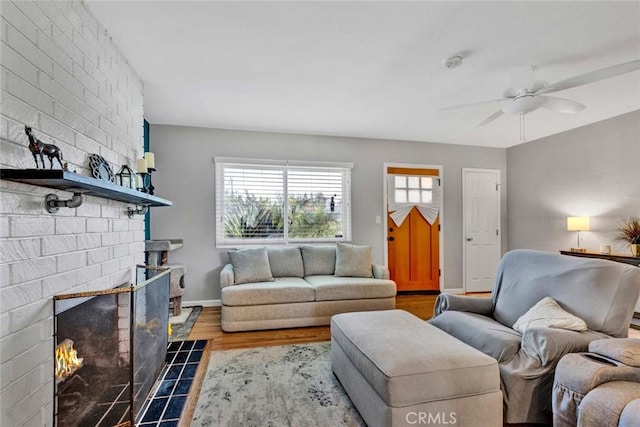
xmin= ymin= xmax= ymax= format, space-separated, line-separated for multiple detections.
xmin=86 ymin=1 xmax=640 ymax=148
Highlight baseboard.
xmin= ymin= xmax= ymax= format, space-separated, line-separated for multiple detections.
xmin=443 ymin=288 xmax=465 ymax=294
xmin=183 ymin=299 xmax=221 ymax=307
xmin=397 ymin=290 xmax=441 ymax=295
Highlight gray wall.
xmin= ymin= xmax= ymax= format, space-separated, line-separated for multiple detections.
xmin=150 ymin=125 xmax=507 ymax=303
xmin=507 ymin=110 xmax=640 ymax=254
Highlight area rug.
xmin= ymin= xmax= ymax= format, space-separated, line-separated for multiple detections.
xmin=168 ymin=306 xmax=202 ymax=342
xmin=190 ymin=343 xmax=365 ymax=427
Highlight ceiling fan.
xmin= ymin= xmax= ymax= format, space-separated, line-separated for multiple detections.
xmin=442 ymin=59 xmax=640 ymax=127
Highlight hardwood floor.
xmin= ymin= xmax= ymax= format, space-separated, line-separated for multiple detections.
xmin=187 ymin=294 xmax=439 ymax=350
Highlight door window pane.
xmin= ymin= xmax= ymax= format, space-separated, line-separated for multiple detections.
xmin=421 ymin=190 xmax=432 ymax=203
xmin=395 ymin=176 xmax=406 ymax=188
xmin=421 ymin=177 xmax=433 ymax=189
xmin=408 ymin=190 xmax=421 ymax=203
xmin=395 ymin=190 xmax=407 ymax=203
xmin=408 ymin=177 xmax=420 ymax=188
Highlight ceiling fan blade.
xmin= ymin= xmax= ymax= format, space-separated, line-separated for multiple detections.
xmin=477 ymin=109 xmax=504 ymax=127
xmin=537 ymin=59 xmax=640 ymax=94
xmin=440 ymin=98 xmax=507 ymax=111
xmin=538 ymin=96 xmax=586 ymax=113
xmin=530 ymin=80 xmax=548 ymax=93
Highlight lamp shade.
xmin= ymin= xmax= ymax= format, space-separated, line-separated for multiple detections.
xmin=567 ymin=217 xmax=590 ymax=231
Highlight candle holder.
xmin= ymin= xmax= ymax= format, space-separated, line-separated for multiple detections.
xmin=147 ymin=167 xmax=156 ymax=195
xmin=137 ymin=173 xmax=149 ymax=193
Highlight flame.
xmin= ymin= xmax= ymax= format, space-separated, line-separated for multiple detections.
xmin=55 ymin=339 xmax=83 ymax=380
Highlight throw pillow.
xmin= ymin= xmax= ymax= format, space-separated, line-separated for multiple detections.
xmin=513 ymin=296 xmax=587 ymax=335
xmin=300 ymin=245 xmax=337 ymax=276
xmin=267 ymin=246 xmax=304 ymax=278
xmin=334 ymin=243 xmax=373 ymax=278
xmin=228 ymin=247 xmax=274 ymax=285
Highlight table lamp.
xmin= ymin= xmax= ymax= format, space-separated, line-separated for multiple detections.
xmin=567 ymin=216 xmax=589 ymax=253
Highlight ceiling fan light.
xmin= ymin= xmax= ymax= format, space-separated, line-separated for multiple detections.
xmin=502 ymin=96 xmax=546 ymax=114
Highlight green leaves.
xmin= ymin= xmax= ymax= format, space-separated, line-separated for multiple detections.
xmin=224 ymin=191 xmax=341 ymax=240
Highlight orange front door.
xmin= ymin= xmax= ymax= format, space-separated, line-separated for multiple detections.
xmin=387 ymin=168 xmax=440 ymax=291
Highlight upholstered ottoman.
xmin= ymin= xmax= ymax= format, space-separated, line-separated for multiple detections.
xmin=331 ymin=310 xmax=502 ymax=427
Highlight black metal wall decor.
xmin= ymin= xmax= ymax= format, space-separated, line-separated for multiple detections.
xmin=88 ymin=154 xmax=114 ymax=183
xmin=25 ymin=125 xmax=64 ymax=169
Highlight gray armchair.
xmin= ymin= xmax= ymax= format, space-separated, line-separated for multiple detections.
xmin=430 ymin=249 xmax=640 ymax=424
xmin=553 ymin=338 xmax=640 ymax=427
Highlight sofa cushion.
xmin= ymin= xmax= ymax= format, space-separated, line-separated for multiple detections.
xmin=513 ymin=296 xmax=587 ymax=335
xmin=304 ymin=275 xmax=396 ymax=301
xmin=430 ymin=311 xmax=522 ymax=362
xmin=221 ymin=277 xmax=314 ymax=306
xmin=228 ymin=247 xmax=274 ymax=285
xmin=334 ymin=243 xmax=373 ymax=278
xmin=301 ymin=245 xmax=336 ymax=276
xmin=620 ymin=397 xmax=640 ymax=427
xmin=267 ymin=246 xmax=304 ymax=278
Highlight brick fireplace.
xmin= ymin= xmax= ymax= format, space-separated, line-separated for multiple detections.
xmin=0 ymin=2 xmax=146 ymax=426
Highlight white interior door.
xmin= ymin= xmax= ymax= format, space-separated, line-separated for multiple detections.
xmin=463 ymin=168 xmax=501 ymax=293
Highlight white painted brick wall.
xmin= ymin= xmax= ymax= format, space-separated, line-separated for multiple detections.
xmin=0 ymin=2 xmax=145 ymax=426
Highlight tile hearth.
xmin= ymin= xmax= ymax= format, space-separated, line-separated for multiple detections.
xmin=137 ymin=340 xmax=206 ymax=427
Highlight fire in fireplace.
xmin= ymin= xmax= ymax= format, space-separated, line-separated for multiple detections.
xmin=55 ymin=339 xmax=83 ymax=380
xmin=53 ymin=267 xmax=170 ymax=427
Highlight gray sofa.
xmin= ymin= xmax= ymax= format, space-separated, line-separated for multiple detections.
xmin=430 ymin=249 xmax=640 ymax=424
xmin=220 ymin=244 xmax=397 ymax=332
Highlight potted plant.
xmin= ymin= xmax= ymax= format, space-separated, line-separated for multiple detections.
xmin=615 ymin=215 xmax=640 ymax=257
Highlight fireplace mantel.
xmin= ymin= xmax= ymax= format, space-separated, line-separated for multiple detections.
xmin=1 ymin=169 xmax=172 ymax=216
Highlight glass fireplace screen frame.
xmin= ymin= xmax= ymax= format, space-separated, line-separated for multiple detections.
xmin=53 ymin=265 xmax=170 ymax=427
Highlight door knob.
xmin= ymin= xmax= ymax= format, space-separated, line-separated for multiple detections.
xmin=466 ymin=237 xmax=473 ymax=241
xmin=388 ymin=237 xmax=395 ymax=241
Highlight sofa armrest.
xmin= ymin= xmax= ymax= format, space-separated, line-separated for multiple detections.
xmin=432 ymin=293 xmax=493 ymax=318
xmin=522 ymin=327 xmax=611 ymax=366
xmin=220 ymin=263 xmax=234 ymax=288
xmin=372 ymin=263 xmax=390 ymax=279
xmin=589 ymin=338 xmax=640 ymax=367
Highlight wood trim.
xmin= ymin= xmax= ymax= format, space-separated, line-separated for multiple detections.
xmin=53 ymin=286 xmax=132 ymax=300
xmin=387 ymin=167 xmax=439 ymax=176
xmin=178 ymin=340 xmax=212 ymax=427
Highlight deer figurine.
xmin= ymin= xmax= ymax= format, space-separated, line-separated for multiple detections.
xmin=25 ymin=126 xmax=64 ymax=169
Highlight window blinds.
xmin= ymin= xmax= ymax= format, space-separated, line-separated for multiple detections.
xmin=215 ymin=158 xmax=352 ymax=246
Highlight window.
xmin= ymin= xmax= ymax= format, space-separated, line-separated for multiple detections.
xmin=394 ymin=175 xmax=433 ymax=204
xmin=215 ymin=157 xmax=352 ymax=246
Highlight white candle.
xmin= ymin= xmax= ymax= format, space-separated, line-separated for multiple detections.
xmin=144 ymin=152 xmax=155 ymax=169
xmin=136 ymin=158 xmax=147 ymax=173
xmin=136 ymin=175 xmax=143 ymax=189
